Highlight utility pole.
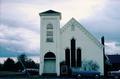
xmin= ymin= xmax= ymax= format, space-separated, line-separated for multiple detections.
xmin=19 ymin=58 xmax=30 ymax=77
xmin=101 ymin=36 xmax=107 ymax=77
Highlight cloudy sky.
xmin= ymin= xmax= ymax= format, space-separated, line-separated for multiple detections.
xmin=0 ymin=0 xmax=120 ymax=57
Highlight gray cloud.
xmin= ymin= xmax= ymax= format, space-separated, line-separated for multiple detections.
xmin=80 ymin=0 xmax=120 ymax=42
xmin=105 ymin=41 xmax=120 ymax=54
xmin=0 ymin=24 xmax=40 ymax=56
xmin=0 ymin=18 xmax=40 ymax=33
xmin=79 ymin=0 xmax=120 ymax=54
xmin=0 ymin=0 xmax=120 ymax=56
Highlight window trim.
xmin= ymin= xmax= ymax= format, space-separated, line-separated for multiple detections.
xmin=47 ymin=24 xmax=53 ymax=29
xmin=46 ymin=36 xmax=54 ymax=42
xmin=46 ymin=23 xmax=54 ymax=42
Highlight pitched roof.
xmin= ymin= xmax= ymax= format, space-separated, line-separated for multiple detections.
xmin=60 ymin=18 xmax=103 ymax=49
xmin=39 ymin=10 xmax=61 ymax=16
xmin=107 ymin=55 xmax=120 ymax=64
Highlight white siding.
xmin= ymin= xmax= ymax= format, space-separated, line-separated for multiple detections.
xmin=40 ymin=12 xmax=104 ymax=76
xmin=40 ymin=15 xmax=61 ymax=76
xmin=60 ymin=19 xmax=104 ymax=75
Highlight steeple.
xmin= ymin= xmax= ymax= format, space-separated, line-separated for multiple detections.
xmin=39 ymin=10 xmax=61 ymax=75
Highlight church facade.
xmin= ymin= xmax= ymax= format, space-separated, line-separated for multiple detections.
xmin=39 ymin=10 xmax=104 ymax=76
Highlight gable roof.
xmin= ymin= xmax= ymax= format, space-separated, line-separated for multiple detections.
xmin=60 ymin=18 xmax=103 ymax=49
xmin=107 ymin=55 xmax=120 ymax=64
xmin=39 ymin=10 xmax=61 ymax=16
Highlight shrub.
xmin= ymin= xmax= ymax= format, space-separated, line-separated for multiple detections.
xmin=3 ymin=58 xmax=16 ymax=71
xmin=81 ymin=60 xmax=99 ymax=71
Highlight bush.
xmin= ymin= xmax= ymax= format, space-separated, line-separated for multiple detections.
xmin=1 ymin=54 xmax=39 ymax=72
xmin=15 ymin=54 xmax=39 ymax=71
xmin=81 ymin=60 xmax=99 ymax=71
xmin=3 ymin=58 xmax=16 ymax=71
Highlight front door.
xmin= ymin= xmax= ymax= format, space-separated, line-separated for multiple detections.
xmin=43 ymin=52 xmax=56 ymax=74
xmin=44 ymin=59 xmax=56 ymax=73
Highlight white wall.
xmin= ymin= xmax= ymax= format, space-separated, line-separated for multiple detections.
xmin=40 ymin=14 xmax=104 ymax=76
xmin=40 ymin=15 xmax=61 ymax=75
xmin=60 ymin=19 xmax=104 ymax=75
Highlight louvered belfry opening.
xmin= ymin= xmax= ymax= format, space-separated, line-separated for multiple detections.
xmin=65 ymin=38 xmax=82 ymax=68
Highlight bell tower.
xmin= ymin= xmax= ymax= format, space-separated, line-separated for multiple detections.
xmin=39 ymin=10 xmax=61 ymax=76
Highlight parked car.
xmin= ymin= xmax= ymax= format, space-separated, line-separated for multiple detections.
xmin=108 ymin=70 xmax=120 ymax=79
xmin=22 ymin=68 xmax=39 ymax=75
xmin=70 ymin=68 xmax=100 ymax=78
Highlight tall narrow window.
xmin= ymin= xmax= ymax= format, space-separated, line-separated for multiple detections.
xmin=46 ymin=24 xmax=53 ymax=42
xmin=77 ymin=48 xmax=81 ymax=67
xmin=71 ymin=38 xmax=76 ymax=67
xmin=65 ymin=48 xmax=70 ymax=67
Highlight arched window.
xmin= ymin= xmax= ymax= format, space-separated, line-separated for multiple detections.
xmin=44 ymin=52 xmax=55 ymax=59
xmin=46 ymin=24 xmax=53 ymax=42
xmin=47 ymin=24 xmax=53 ymax=29
xmin=65 ymin=48 xmax=70 ymax=67
xmin=71 ymin=38 xmax=76 ymax=67
xmin=77 ymin=48 xmax=81 ymax=67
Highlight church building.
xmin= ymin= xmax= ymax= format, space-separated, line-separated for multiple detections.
xmin=39 ymin=10 xmax=104 ymax=76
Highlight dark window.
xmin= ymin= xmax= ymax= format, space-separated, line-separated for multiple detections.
xmin=47 ymin=24 xmax=53 ymax=29
xmin=47 ymin=31 xmax=53 ymax=36
xmin=46 ymin=37 xmax=53 ymax=42
xmin=46 ymin=23 xmax=54 ymax=42
xmin=65 ymin=48 xmax=70 ymax=67
xmin=44 ymin=52 xmax=55 ymax=58
xmin=77 ymin=48 xmax=81 ymax=67
xmin=71 ymin=38 xmax=76 ymax=67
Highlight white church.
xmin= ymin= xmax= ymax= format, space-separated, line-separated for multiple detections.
xmin=39 ymin=10 xmax=104 ymax=76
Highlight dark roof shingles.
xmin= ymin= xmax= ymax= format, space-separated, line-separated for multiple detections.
xmin=39 ymin=10 xmax=61 ymax=16
xmin=107 ymin=55 xmax=120 ymax=64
